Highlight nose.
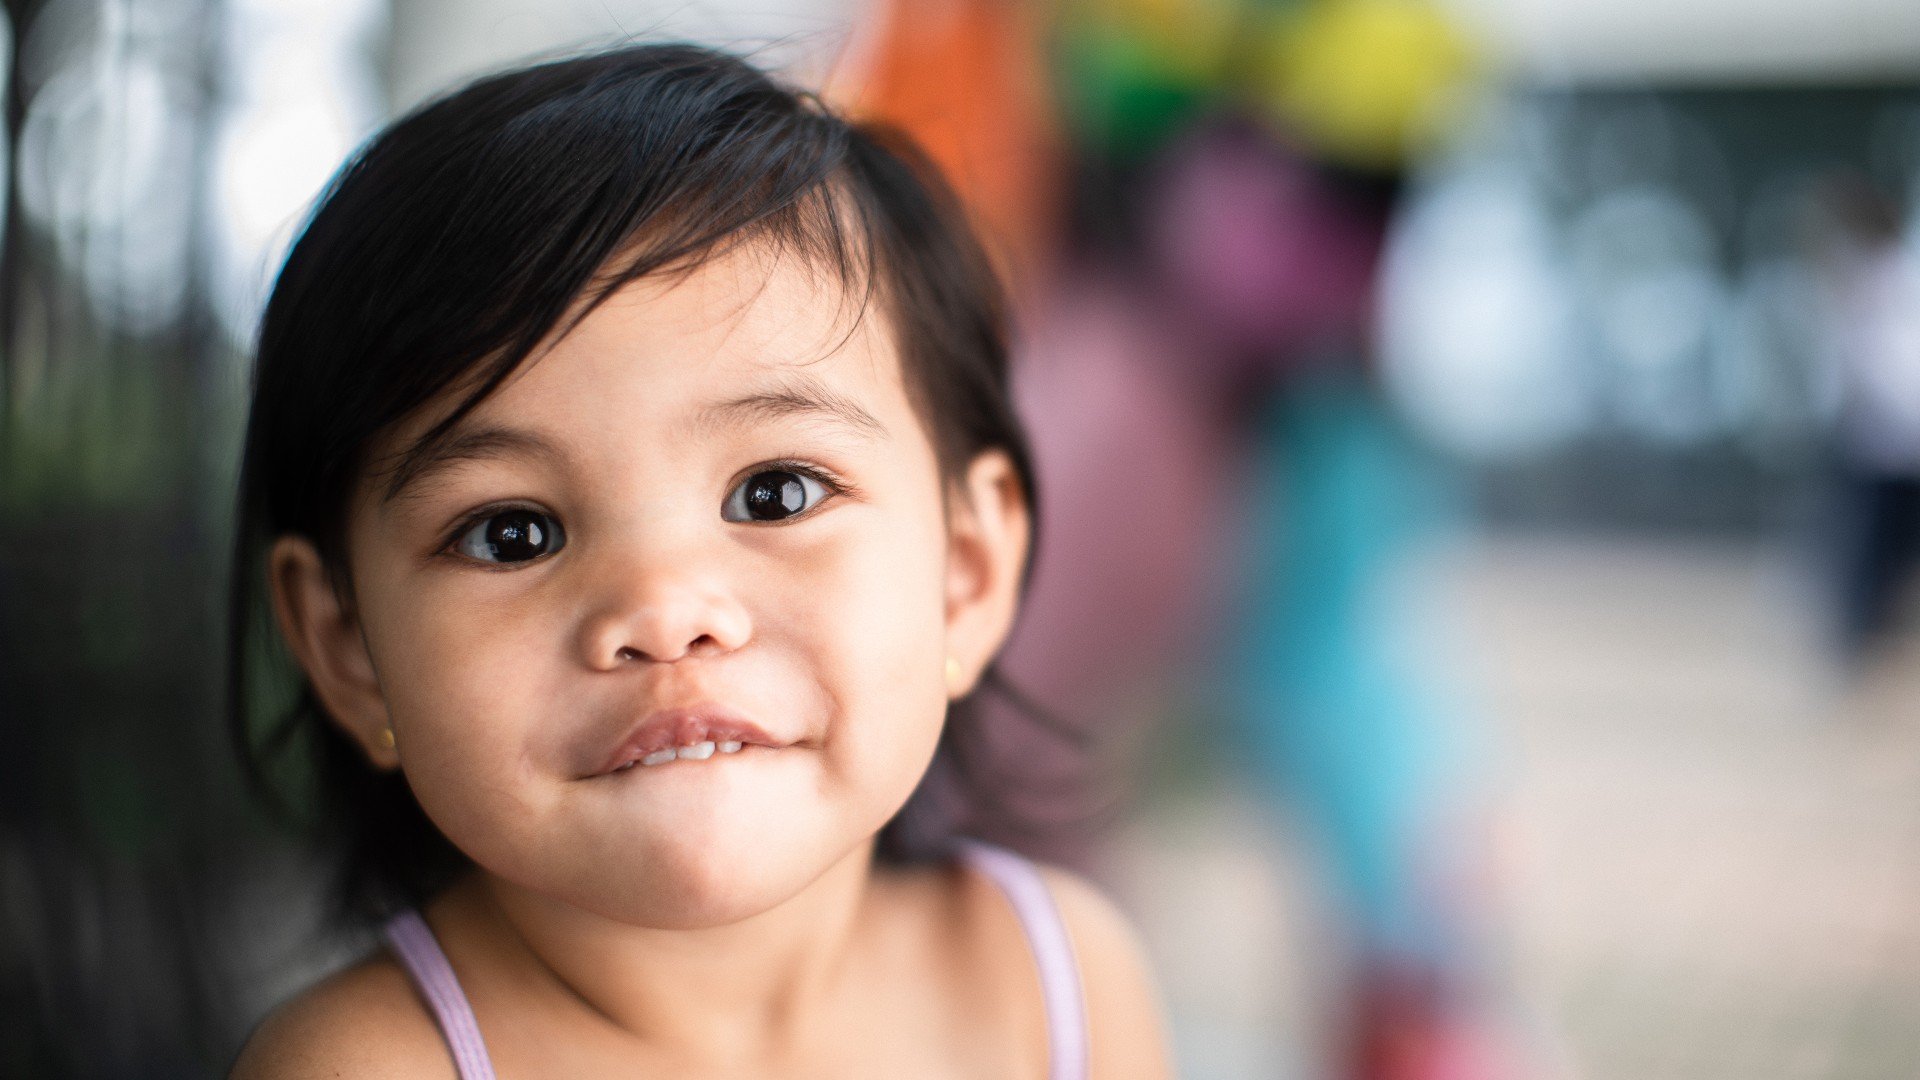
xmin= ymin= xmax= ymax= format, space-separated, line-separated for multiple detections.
xmin=576 ymin=547 xmax=753 ymax=669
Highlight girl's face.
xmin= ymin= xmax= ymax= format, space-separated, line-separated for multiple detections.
xmin=270 ymin=243 xmax=1028 ymax=928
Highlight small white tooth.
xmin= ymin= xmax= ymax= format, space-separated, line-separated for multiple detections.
xmin=717 ymin=740 xmax=742 ymax=754
xmin=614 ymin=761 xmax=635 ymax=772
xmin=641 ymin=749 xmax=677 ymax=767
xmin=678 ymin=741 xmax=716 ymax=760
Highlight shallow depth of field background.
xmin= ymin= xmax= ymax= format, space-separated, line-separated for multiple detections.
xmin=4 ymin=1 xmax=1920 ymax=1078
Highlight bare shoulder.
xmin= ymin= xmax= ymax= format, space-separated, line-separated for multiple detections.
xmin=228 ymin=951 xmax=455 ymax=1080
xmin=1034 ymin=863 xmax=1178 ymax=1080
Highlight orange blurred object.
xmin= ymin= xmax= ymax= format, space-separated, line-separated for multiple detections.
xmin=833 ymin=0 xmax=1064 ymax=290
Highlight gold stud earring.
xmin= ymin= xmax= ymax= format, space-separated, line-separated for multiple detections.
xmin=945 ymin=655 xmax=963 ymax=693
xmin=378 ymin=726 xmax=395 ymax=750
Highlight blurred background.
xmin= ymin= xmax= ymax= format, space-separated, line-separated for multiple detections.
xmin=4 ymin=1 xmax=1920 ymax=1077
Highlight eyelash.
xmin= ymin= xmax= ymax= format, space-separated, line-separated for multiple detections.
xmin=435 ymin=459 xmax=855 ymax=566
xmin=753 ymin=459 xmax=854 ymax=504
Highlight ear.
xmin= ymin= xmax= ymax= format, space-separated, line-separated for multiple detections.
xmin=266 ymin=535 xmax=399 ymax=770
xmin=943 ymin=448 xmax=1032 ymax=699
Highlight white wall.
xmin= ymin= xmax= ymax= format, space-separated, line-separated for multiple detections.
xmin=1447 ymin=0 xmax=1920 ymax=82
xmin=385 ymin=0 xmax=861 ymax=115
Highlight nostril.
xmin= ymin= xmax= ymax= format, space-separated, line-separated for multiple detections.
xmin=609 ymin=632 xmax=729 ymax=666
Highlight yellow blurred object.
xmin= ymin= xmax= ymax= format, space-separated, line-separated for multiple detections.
xmin=1260 ymin=0 xmax=1476 ymax=170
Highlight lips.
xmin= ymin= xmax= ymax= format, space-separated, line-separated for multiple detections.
xmin=588 ymin=703 xmax=786 ymax=778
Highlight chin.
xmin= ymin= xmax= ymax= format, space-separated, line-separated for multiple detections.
xmin=560 ymin=827 xmax=862 ymax=930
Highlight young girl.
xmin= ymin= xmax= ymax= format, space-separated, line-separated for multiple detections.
xmin=225 ymin=42 xmax=1172 ymax=1080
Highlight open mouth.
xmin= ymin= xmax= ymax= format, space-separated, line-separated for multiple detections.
xmin=587 ymin=703 xmax=789 ymax=779
xmin=608 ymin=739 xmax=750 ymax=772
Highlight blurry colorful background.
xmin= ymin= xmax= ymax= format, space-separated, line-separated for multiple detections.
xmin=5 ymin=1 xmax=1920 ymax=1078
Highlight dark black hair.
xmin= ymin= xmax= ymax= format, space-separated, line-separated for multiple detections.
xmin=227 ymin=42 xmax=1070 ymax=927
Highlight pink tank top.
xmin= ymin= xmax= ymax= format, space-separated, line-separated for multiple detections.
xmin=380 ymin=840 xmax=1091 ymax=1080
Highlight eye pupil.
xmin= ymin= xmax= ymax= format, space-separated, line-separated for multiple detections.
xmin=745 ymin=471 xmax=806 ymax=520
xmin=486 ymin=510 xmax=549 ymax=560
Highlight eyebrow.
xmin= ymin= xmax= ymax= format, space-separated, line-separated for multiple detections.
xmin=380 ymin=375 xmax=888 ymax=506
xmin=380 ymin=426 xmax=567 ymax=506
xmin=689 ymin=375 xmax=890 ymax=445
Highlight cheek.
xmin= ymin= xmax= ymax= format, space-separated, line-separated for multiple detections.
xmin=370 ymin=573 xmax=548 ymax=712
xmin=356 ymin=567 xmax=559 ymax=825
xmin=789 ymin=512 xmax=952 ymax=802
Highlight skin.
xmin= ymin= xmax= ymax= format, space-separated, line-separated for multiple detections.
xmin=233 ymin=242 xmax=1175 ymax=1079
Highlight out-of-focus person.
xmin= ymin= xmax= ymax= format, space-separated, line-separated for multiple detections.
xmin=1808 ymin=173 xmax=1920 ymax=667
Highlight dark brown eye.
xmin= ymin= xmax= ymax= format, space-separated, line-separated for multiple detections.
xmin=452 ymin=509 xmax=564 ymax=564
xmin=723 ymin=469 xmax=829 ymax=522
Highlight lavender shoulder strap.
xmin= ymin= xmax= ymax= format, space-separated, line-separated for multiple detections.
xmin=953 ymin=839 xmax=1093 ymax=1080
xmin=381 ymin=908 xmax=497 ymax=1080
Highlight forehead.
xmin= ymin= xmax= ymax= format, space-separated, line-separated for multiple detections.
xmin=515 ymin=243 xmax=896 ymax=417
xmin=367 ymin=242 xmax=914 ymax=498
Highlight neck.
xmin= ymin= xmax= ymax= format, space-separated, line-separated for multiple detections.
xmin=449 ymin=838 xmax=880 ymax=1058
